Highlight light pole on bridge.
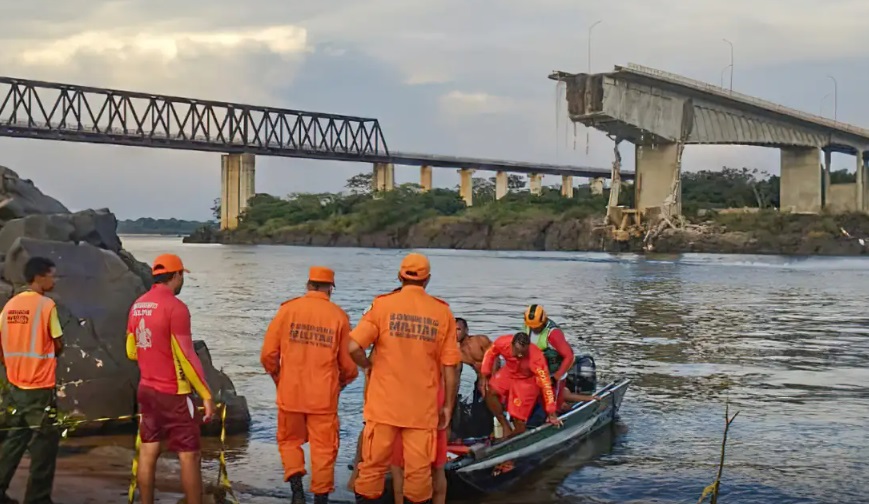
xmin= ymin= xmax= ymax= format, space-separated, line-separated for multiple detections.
xmin=827 ymin=75 xmax=838 ymax=122
xmin=585 ymin=19 xmax=602 ymax=156
xmin=722 ymin=38 xmax=734 ymax=91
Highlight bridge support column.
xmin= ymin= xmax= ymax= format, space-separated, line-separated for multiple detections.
xmin=220 ymin=153 xmax=255 ymax=230
xmin=529 ymin=173 xmax=542 ymax=196
xmin=459 ymin=169 xmax=475 ymax=206
xmin=822 ymin=149 xmax=831 ymax=209
xmin=857 ymin=150 xmax=866 ymax=212
xmin=372 ymin=162 xmax=394 ymax=192
xmin=590 ymin=177 xmax=604 ymax=195
xmin=420 ymin=165 xmax=432 ymax=191
xmin=635 ymin=143 xmax=681 ymax=217
xmin=495 ymin=171 xmax=508 ymax=200
xmin=561 ymin=176 xmax=574 ymax=198
xmin=780 ymin=147 xmax=821 ymax=213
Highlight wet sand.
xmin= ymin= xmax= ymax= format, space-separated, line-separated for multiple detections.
xmin=8 ymin=446 xmax=185 ymax=503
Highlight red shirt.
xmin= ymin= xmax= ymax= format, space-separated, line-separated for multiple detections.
xmin=126 ymin=284 xmax=212 ymax=400
xmin=481 ymin=334 xmax=557 ymax=414
xmin=540 ymin=326 xmax=575 ymax=381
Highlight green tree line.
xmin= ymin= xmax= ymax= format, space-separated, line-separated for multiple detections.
xmin=211 ymin=166 xmax=795 ymax=236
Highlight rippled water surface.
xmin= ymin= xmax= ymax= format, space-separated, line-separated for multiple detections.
xmin=119 ymin=237 xmax=869 ymax=504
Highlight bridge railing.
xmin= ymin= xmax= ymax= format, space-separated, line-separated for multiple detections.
xmin=621 ymin=63 xmax=869 ymax=140
xmin=0 ymin=77 xmax=390 ymax=158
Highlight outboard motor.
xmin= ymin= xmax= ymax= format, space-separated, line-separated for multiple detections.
xmin=568 ymin=354 xmax=597 ymax=394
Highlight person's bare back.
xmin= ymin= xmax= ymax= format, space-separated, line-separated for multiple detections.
xmin=460 ymin=335 xmax=492 ymax=372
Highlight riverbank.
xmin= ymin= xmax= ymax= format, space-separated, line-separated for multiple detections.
xmin=185 ymin=211 xmax=869 ymax=256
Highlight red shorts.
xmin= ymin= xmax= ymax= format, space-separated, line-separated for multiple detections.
xmin=391 ymin=428 xmax=447 ymax=468
xmin=137 ymin=385 xmax=201 ymax=452
xmin=489 ymin=371 xmax=541 ymax=422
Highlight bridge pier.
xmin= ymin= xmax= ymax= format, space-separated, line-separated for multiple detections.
xmin=220 ymin=153 xmax=255 ymax=230
xmin=561 ymin=175 xmax=574 ymax=198
xmin=529 ymin=173 xmax=542 ymax=196
xmin=495 ymin=171 xmax=508 ymax=200
xmin=420 ymin=165 xmax=432 ymax=191
xmin=372 ymin=162 xmax=394 ymax=192
xmin=780 ymin=147 xmax=822 ymax=213
xmin=459 ymin=168 xmax=474 ymax=206
xmin=590 ymin=177 xmax=604 ymax=195
xmin=635 ymin=143 xmax=680 ymax=216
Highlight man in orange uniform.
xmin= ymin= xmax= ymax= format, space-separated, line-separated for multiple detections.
xmin=480 ymin=332 xmax=561 ymax=438
xmin=0 ymin=257 xmax=64 ymax=504
xmin=389 ymin=379 xmax=449 ymax=504
xmin=349 ymin=253 xmax=460 ymax=504
xmin=126 ymin=254 xmax=216 ymax=504
xmin=260 ymin=266 xmax=358 ymax=504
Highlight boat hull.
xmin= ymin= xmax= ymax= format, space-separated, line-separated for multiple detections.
xmin=444 ymin=378 xmax=630 ymax=499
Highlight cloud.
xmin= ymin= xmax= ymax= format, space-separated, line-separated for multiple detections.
xmin=439 ymin=91 xmax=518 ymax=117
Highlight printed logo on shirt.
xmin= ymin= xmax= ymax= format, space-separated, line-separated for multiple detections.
xmin=135 ymin=318 xmax=153 ymax=349
xmin=288 ymin=322 xmax=335 ymax=348
xmin=388 ymin=313 xmax=439 ymax=342
xmin=131 ymin=301 xmax=158 ymax=318
xmin=5 ymin=309 xmax=31 ymax=325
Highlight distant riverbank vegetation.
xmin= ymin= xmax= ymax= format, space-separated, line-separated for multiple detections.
xmin=118 ymin=217 xmax=213 ymax=235
xmin=213 ymin=167 xmax=789 ymax=234
xmin=186 ymin=167 xmax=869 ymax=256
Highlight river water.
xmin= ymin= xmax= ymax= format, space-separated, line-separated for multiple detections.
xmin=116 ymin=236 xmax=869 ymax=504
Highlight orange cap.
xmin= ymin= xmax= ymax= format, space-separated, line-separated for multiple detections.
xmin=308 ymin=266 xmax=335 ymax=285
xmin=151 ymin=253 xmax=190 ymax=276
xmin=399 ymin=253 xmax=431 ymax=281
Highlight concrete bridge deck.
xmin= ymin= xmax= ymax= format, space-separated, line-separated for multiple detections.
xmin=549 ymin=63 xmax=869 ymax=154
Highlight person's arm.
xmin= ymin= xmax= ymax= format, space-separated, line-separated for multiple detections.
xmin=0 ymin=308 xmax=5 ymax=366
xmin=337 ymin=314 xmax=360 ymax=388
xmin=47 ymin=304 xmax=64 ymax=357
xmin=480 ymin=338 xmax=503 ymax=377
xmin=349 ymin=303 xmax=380 ymax=369
xmin=547 ymin=328 xmax=575 ymax=381
xmin=439 ymin=316 xmax=461 ymax=418
xmin=531 ymin=350 xmax=558 ymax=415
xmin=260 ymin=308 xmax=284 ymax=385
xmin=168 ymin=304 xmax=213 ymax=401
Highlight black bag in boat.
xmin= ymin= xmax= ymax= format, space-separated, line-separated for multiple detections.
xmin=450 ymin=382 xmax=494 ymax=440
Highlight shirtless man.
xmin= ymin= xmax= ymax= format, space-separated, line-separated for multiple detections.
xmin=455 ymin=318 xmax=496 ymax=396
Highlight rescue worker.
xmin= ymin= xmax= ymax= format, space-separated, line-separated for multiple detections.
xmin=260 ymin=266 xmax=358 ymax=504
xmin=0 ymin=257 xmax=64 ymax=504
xmin=348 ymin=252 xmax=461 ymax=504
xmin=522 ymin=304 xmax=575 ymax=411
xmin=390 ymin=378 xmax=449 ymax=504
xmin=480 ymin=332 xmax=561 ymax=438
xmin=126 ymin=253 xmax=216 ymax=504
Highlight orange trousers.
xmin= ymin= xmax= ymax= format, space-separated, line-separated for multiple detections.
xmin=277 ymin=410 xmax=339 ymax=494
xmin=354 ymin=421 xmax=436 ymax=502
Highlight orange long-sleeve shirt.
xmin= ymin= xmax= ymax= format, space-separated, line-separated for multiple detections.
xmin=261 ymin=291 xmax=359 ymax=414
xmin=481 ymin=334 xmax=557 ymax=415
xmin=351 ymin=285 xmax=461 ymax=429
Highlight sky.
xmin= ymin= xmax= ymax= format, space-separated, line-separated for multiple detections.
xmin=2 ymin=0 xmax=869 ymax=220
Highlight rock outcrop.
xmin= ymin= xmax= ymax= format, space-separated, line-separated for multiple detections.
xmin=0 ymin=166 xmax=250 ymax=436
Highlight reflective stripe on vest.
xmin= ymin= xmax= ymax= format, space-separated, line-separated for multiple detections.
xmin=1 ymin=296 xmax=55 ymax=360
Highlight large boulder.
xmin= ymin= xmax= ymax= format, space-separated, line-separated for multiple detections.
xmin=0 ymin=168 xmax=250 ymax=436
xmin=0 ymin=166 xmax=69 ymax=221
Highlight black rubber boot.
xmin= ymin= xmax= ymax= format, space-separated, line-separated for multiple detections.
xmin=289 ymin=474 xmax=305 ymax=503
xmin=313 ymin=493 xmax=329 ymax=504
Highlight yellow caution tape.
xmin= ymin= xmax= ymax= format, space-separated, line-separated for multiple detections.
xmin=124 ymin=403 xmax=238 ymax=503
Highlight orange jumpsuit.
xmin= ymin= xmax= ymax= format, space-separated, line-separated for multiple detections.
xmin=260 ymin=290 xmax=359 ymax=494
xmin=481 ymin=335 xmax=557 ymax=422
xmin=351 ymin=285 xmax=461 ymax=503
